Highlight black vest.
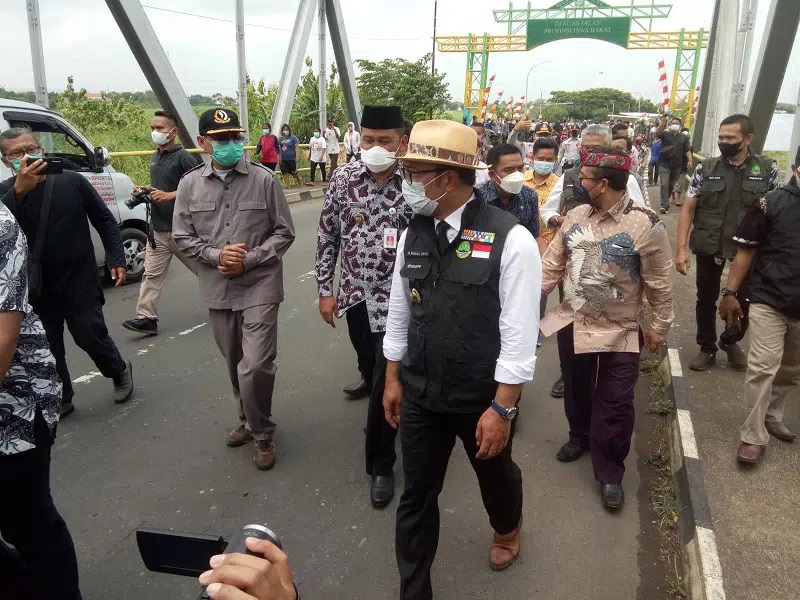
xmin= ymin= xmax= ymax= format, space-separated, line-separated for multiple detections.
xmin=399 ymin=196 xmax=519 ymax=413
xmin=559 ymin=164 xmax=581 ymax=215
xmin=748 ymin=182 xmax=800 ymax=318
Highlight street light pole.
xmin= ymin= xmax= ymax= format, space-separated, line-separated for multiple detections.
xmin=525 ymin=60 xmax=552 ymax=108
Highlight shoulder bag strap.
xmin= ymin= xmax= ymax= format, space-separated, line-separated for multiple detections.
xmin=32 ymin=176 xmax=55 ymax=264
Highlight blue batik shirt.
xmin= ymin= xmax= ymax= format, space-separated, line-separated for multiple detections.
xmin=0 ymin=203 xmax=61 ymax=455
xmin=477 ymin=180 xmax=541 ymax=239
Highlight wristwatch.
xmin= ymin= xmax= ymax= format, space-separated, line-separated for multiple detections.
xmin=490 ymin=400 xmax=519 ymax=421
xmin=721 ymin=287 xmax=739 ymax=298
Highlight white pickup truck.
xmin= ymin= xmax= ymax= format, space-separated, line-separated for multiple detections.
xmin=0 ymin=98 xmax=149 ymax=281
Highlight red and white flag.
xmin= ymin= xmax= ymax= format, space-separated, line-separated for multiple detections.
xmin=489 ymin=91 xmax=504 ymax=118
xmin=479 ymin=74 xmax=496 ymax=121
xmin=692 ymin=86 xmax=701 ymax=115
xmin=472 ymin=243 xmax=492 ymax=259
xmin=658 ymin=59 xmax=670 ymax=107
xmin=513 ymin=96 xmax=525 ymax=120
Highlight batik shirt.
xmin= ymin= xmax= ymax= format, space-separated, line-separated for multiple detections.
xmin=540 ymin=195 xmax=674 ymax=354
xmin=524 ymin=171 xmax=560 ymax=244
xmin=477 ymin=180 xmax=541 ymax=240
xmin=315 ymin=160 xmax=412 ymax=333
xmin=0 ymin=203 xmax=61 ymax=455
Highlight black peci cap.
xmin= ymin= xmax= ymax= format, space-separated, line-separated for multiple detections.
xmin=199 ymin=108 xmax=246 ymax=136
xmin=360 ymin=105 xmax=404 ymax=130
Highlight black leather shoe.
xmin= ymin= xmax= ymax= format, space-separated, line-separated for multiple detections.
xmin=123 ymin=318 xmax=158 ymax=336
xmin=556 ymin=440 xmax=587 ymax=462
xmin=370 ymin=475 xmax=394 ymax=508
xmin=343 ymin=377 xmax=369 ymax=399
xmin=601 ymin=484 xmax=624 ymax=510
xmin=550 ymin=375 xmax=565 ymax=398
xmin=59 ymin=401 xmax=75 ymax=418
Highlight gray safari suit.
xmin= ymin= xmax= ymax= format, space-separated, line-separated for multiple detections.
xmin=173 ymin=157 xmax=295 ymax=440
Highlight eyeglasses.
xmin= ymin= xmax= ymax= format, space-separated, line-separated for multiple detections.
xmin=578 ymin=176 xmax=601 ymax=184
xmin=399 ymin=166 xmax=442 ymax=184
xmin=3 ymin=144 xmax=43 ymax=160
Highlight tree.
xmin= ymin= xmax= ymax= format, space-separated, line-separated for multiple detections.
xmin=245 ymin=77 xmax=278 ymax=144
xmin=776 ymin=102 xmax=796 ymax=114
xmin=355 ymin=54 xmax=451 ymax=123
xmin=547 ymin=88 xmax=661 ymax=121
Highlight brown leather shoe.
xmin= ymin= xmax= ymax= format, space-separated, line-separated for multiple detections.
xmin=737 ymin=442 xmax=764 ymax=464
xmin=490 ymin=527 xmax=521 ymax=571
xmin=689 ymin=351 xmax=716 ymax=372
xmin=766 ymin=421 xmax=797 ymax=442
xmin=254 ymin=439 xmax=276 ymax=470
xmin=226 ymin=424 xmax=253 ymax=447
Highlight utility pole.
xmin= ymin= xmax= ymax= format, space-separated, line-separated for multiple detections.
xmin=430 ymin=0 xmax=438 ymax=119
xmin=235 ymin=0 xmax=249 ymax=139
xmin=26 ymin=0 xmax=49 ymax=108
xmin=788 ymin=83 xmax=800 ymax=183
xmin=318 ymin=0 xmax=327 ymax=129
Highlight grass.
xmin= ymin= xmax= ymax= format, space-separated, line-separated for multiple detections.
xmin=764 ymin=150 xmax=789 ymax=174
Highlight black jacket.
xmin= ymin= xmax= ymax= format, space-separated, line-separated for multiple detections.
xmin=0 ymin=171 xmax=124 ymax=316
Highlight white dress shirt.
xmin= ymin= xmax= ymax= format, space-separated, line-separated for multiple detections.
xmin=475 ymin=161 xmax=491 ymax=186
xmin=539 ymin=172 xmax=646 ymax=226
xmin=383 ymin=197 xmax=541 ymax=385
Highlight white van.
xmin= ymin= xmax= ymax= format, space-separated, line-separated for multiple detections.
xmin=0 ymin=98 xmax=148 ymax=281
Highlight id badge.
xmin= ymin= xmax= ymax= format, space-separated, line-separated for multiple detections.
xmin=383 ymin=227 xmax=398 ymax=249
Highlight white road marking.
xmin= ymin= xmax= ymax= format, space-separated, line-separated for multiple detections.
xmin=697 ymin=526 xmax=727 ymax=599
xmin=677 ymin=408 xmax=699 ymax=460
xmin=178 ymin=322 xmax=207 ymax=336
xmin=296 ymin=270 xmax=316 ymax=282
xmin=668 ymin=347 xmax=683 ymax=378
xmin=72 ymin=371 xmax=102 ymax=384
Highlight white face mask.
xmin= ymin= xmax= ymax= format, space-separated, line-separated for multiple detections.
xmin=401 ymin=173 xmax=446 ymax=216
xmin=360 ymin=145 xmax=397 ymax=173
xmin=496 ymin=171 xmax=525 ymax=195
xmin=151 ymin=129 xmax=172 ymax=146
xmin=669 ymin=124 xmax=680 ymax=132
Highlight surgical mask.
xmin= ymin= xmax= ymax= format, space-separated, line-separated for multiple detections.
xmin=11 ymin=152 xmax=42 ymax=173
xmin=263 ymin=128 xmax=271 ymax=135
xmin=281 ymin=130 xmax=289 ymax=137
xmin=573 ymin=179 xmax=600 ymax=206
xmin=669 ymin=124 xmax=680 ymax=132
xmin=360 ymin=145 xmax=397 ymax=173
xmin=401 ymin=173 xmax=446 ymax=216
xmin=718 ymin=141 xmax=743 ymax=159
xmin=314 ymin=132 xmax=321 ymax=138
xmin=151 ymin=130 xmax=171 ymax=146
xmin=210 ymin=140 xmax=244 ymax=167
xmin=533 ymin=161 xmax=554 ymax=176
xmin=496 ymin=171 xmax=525 ymax=195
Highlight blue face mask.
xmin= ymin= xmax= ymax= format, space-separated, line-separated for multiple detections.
xmin=11 ymin=152 xmax=43 ymax=173
xmin=533 ymin=160 xmax=554 ymax=176
xmin=313 ymin=132 xmax=321 ymax=138
xmin=210 ymin=140 xmax=244 ymax=167
xmin=572 ymin=179 xmax=598 ymax=205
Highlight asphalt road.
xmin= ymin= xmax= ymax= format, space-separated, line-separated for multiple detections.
xmin=52 ymin=197 xmax=662 ymax=600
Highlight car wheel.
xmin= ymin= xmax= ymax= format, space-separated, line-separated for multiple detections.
xmin=120 ymin=227 xmax=147 ymax=282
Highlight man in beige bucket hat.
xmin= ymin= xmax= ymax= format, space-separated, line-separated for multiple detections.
xmin=382 ymin=119 xmax=541 ymax=599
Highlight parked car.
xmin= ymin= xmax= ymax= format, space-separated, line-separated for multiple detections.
xmin=0 ymin=98 xmax=148 ymax=282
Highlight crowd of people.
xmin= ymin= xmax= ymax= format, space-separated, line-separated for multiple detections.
xmin=0 ymin=98 xmax=798 ymax=600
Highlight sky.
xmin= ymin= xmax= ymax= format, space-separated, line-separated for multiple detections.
xmin=2 ymin=0 xmax=799 ymax=107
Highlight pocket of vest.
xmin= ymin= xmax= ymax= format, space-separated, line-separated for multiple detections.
xmin=444 ymin=259 xmax=492 ymax=286
xmin=400 ymin=258 xmax=431 ymax=279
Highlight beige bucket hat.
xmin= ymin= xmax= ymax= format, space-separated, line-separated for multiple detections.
xmin=399 ymin=120 xmax=486 ymax=170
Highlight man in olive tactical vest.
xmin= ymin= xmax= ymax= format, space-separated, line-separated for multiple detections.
xmin=676 ymin=114 xmax=780 ymax=372
xmin=382 ymin=120 xmax=540 ymax=600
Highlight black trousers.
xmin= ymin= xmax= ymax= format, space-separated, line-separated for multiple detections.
xmin=396 ymin=400 xmax=523 ymax=600
xmin=345 ymin=302 xmax=397 ymax=476
xmin=695 ymin=254 xmax=750 ymax=353
xmin=0 ymin=410 xmax=82 ymax=600
xmin=38 ymin=300 xmax=126 ymax=405
xmin=310 ymin=161 xmax=327 ymax=182
xmin=648 ymin=162 xmax=660 ymax=185
xmin=659 ymin=163 xmax=681 ymax=209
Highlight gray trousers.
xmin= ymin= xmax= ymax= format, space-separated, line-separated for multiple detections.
xmin=209 ymin=303 xmax=279 ymax=441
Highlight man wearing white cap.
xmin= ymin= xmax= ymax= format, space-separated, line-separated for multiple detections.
xmin=383 ymin=120 xmax=540 ymax=599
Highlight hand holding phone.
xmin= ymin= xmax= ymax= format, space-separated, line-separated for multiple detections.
xmin=26 ymin=156 xmax=63 ymax=175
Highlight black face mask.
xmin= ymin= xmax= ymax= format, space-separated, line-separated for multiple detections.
xmin=573 ymin=179 xmax=600 ymax=206
xmin=718 ymin=140 xmax=743 ymax=158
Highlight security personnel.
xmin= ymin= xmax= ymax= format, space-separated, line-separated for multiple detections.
xmin=173 ymin=108 xmax=295 ymax=471
xmin=382 ymin=120 xmax=541 ymax=600
xmin=676 ymin=113 xmax=780 ymax=373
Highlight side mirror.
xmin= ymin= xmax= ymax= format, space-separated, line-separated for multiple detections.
xmin=93 ymin=146 xmax=109 ymax=172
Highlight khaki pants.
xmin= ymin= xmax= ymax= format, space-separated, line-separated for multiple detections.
xmin=740 ymin=303 xmax=800 ymax=445
xmin=135 ymin=229 xmax=198 ymax=320
xmin=328 ymin=152 xmax=339 ymax=171
xmin=209 ymin=303 xmax=279 ymax=441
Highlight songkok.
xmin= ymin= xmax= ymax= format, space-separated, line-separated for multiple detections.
xmin=581 ymin=150 xmax=632 ymax=171
xmin=360 ymin=105 xmax=404 ymax=130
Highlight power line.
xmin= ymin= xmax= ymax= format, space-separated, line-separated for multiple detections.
xmin=141 ymin=4 xmax=425 ymax=42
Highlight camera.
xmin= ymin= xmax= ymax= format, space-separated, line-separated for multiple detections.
xmin=126 ymin=188 xmax=153 ymax=209
xmin=137 ymin=523 xmax=281 ymax=599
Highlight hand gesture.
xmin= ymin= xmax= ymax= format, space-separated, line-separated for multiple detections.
xmin=220 ymin=243 xmax=248 ymax=267
xmin=644 ymin=330 xmax=666 ymax=353
xmin=111 ymin=266 xmax=127 ymax=287
xmin=318 ymin=296 xmax=338 ymax=328
xmin=13 ymin=157 xmax=47 ymax=198
xmin=675 ymin=249 xmax=690 ymax=275
xmin=383 ymin=379 xmax=403 ymax=429
xmin=218 ymin=262 xmax=245 ymax=278
xmin=475 ymin=407 xmax=511 ymax=460
xmin=719 ymin=295 xmax=743 ymax=326
xmin=150 ymin=188 xmax=172 ymax=202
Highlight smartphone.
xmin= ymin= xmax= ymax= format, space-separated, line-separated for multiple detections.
xmin=26 ymin=156 xmax=64 ymax=175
